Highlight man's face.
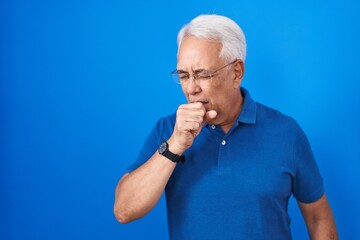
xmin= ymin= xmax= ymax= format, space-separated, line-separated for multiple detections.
xmin=177 ymin=36 xmax=242 ymax=126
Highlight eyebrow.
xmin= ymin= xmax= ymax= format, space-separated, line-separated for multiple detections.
xmin=177 ymin=68 xmax=208 ymax=74
xmin=193 ymin=68 xmax=207 ymax=74
xmin=177 ymin=69 xmax=189 ymax=74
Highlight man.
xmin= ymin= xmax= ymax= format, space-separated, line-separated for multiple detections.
xmin=114 ymin=14 xmax=338 ymax=239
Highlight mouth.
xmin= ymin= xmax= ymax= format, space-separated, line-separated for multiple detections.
xmin=189 ymin=100 xmax=210 ymax=110
xmin=190 ymin=100 xmax=208 ymax=105
xmin=189 ymin=99 xmax=209 ymax=104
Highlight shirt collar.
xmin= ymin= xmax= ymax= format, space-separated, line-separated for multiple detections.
xmin=237 ymin=87 xmax=257 ymax=124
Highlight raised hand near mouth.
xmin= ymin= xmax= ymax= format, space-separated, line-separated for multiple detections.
xmin=167 ymin=102 xmax=217 ymax=155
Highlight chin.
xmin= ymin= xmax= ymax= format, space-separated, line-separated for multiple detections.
xmin=205 ymin=117 xmax=217 ymax=126
xmin=203 ymin=102 xmax=212 ymax=111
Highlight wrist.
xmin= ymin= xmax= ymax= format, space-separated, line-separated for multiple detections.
xmin=167 ymin=138 xmax=185 ymax=155
xmin=159 ymin=140 xmax=185 ymax=164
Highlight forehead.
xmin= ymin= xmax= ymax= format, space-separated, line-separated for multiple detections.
xmin=177 ymin=36 xmax=223 ymax=69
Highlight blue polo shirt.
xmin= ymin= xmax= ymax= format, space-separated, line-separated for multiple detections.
xmin=126 ymin=88 xmax=324 ymax=240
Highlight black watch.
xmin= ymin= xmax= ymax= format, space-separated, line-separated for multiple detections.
xmin=159 ymin=141 xmax=185 ymax=164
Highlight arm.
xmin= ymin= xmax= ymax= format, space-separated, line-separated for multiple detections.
xmin=113 ymin=103 xmax=217 ymax=224
xmin=298 ymin=193 xmax=338 ymax=240
xmin=113 ymin=143 xmax=178 ymax=224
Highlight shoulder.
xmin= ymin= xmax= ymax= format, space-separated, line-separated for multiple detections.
xmin=138 ymin=113 xmax=176 ymax=156
xmin=151 ymin=113 xmax=176 ymax=140
xmin=255 ymin=102 xmax=302 ymax=134
xmin=156 ymin=113 xmax=176 ymax=129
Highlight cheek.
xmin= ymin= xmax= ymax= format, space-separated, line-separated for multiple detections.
xmin=201 ymin=86 xmax=215 ymax=100
xmin=208 ymin=78 xmax=227 ymax=96
xmin=181 ymin=85 xmax=189 ymax=96
xmin=208 ymin=83 xmax=232 ymax=105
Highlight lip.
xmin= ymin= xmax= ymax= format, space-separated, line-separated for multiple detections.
xmin=189 ymin=100 xmax=210 ymax=110
xmin=189 ymin=99 xmax=208 ymax=104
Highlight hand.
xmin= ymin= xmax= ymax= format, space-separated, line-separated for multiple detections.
xmin=168 ymin=102 xmax=217 ymax=154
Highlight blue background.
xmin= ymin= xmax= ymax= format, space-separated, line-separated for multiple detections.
xmin=1 ymin=0 xmax=359 ymax=239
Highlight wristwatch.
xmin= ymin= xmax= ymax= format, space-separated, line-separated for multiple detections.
xmin=159 ymin=141 xmax=185 ymax=164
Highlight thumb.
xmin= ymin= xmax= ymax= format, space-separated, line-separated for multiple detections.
xmin=204 ymin=110 xmax=217 ymax=123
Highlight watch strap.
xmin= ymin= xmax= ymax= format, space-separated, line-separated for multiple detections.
xmin=160 ymin=141 xmax=185 ymax=164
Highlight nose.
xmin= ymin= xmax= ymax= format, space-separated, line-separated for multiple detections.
xmin=186 ymin=76 xmax=201 ymax=95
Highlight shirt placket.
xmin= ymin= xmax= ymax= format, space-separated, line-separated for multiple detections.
xmin=207 ymin=124 xmax=235 ymax=175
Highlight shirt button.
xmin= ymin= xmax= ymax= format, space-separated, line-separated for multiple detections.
xmin=221 ymin=140 xmax=226 ymax=145
xmin=211 ymin=125 xmax=216 ymax=129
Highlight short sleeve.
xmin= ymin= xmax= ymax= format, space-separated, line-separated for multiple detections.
xmin=292 ymin=125 xmax=324 ymax=203
xmin=125 ymin=115 xmax=175 ymax=173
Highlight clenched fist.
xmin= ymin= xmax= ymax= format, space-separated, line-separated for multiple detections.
xmin=168 ymin=102 xmax=217 ymax=155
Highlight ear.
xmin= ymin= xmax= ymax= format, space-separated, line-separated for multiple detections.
xmin=233 ymin=60 xmax=245 ymax=88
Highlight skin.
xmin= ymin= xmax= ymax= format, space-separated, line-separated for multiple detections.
xmin=113 ymin=36 xmax=244 ymax=224
xmin=113 ymin=36 xmax=338 ymax=239
xmin=299 ymin=194 xmax=338 ymax=239
xmin=170 ymin=36 xmax=245 ymax=153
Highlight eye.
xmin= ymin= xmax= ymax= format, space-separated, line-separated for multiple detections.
xmin=196 ymin=72 xmax=212 ymax=80
xmin=178 ymin=73 xmax=189 ymax=80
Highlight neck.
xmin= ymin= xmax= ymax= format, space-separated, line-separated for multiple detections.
xmin=220 ymin=91 xmax=244 ymax=134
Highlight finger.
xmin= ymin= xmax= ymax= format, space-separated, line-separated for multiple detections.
xmin=183 ymin=121 xmax=201 ymax=132
xmin=183 ymin=115 xmax=204 ymax=122
xmin=186 ymin=102 xmax=205 ymax=110
xmin=204 ymin=110 xmax=217 ymax=123
xmin=190 ymin=122 xmax=203 ymax=137
xmin=177 ymin=109 xmax=205 ymax=122
xmin=179 ymin=103 xmax=206 ymax=114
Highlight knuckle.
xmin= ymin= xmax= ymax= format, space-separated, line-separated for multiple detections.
xmin=195 ymin=115 xmax=203 ymax=122
xmin=195 ymin=102 xmax=202 ymax=107
xmin=177 ymin=105 xmax=184 ymax=112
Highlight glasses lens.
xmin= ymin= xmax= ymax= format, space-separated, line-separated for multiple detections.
xmin=171 ymin=71 xmax=181 ymax=84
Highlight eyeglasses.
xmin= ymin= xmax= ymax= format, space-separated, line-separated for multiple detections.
xmin=171 ymin=59 xmax=238 ymax=85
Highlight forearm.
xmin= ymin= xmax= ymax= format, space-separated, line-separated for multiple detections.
xmin=299 ymin=194 xmax=338 ymax=240
xmin=306 ymin=218 xmax=338 ymax=240
xmin=114 ymin=151 xmax=176 ymax=223
xmin=113 ymin=103 xmax=212 ymax=224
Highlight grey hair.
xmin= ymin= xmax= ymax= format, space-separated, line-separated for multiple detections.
xmin=177 ymin=14 xmax=247 ymax=62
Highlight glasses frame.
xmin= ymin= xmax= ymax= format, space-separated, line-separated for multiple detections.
xmin=171 ymin=59 xmax=238 ymax=85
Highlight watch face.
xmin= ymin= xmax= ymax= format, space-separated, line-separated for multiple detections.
xmin=159 ymin=142 xmax=167 ymax=154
